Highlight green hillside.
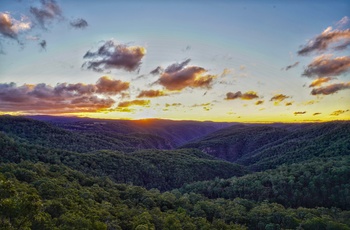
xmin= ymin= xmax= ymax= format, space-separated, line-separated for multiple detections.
xmin=180 ymin=155 xmax=350 ymax=210
xmin=0 ymin=130 xmax=245 ymax=191
xmin=182 ymin=121 xmax=350 ymax=171
xmin=1 ymin=161 xmax=349 ymax=230
xmin=1 ymin=116 xmax=350 ymax=229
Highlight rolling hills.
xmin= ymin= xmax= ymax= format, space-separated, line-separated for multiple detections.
xmin=1 ymin=115 xmax=350 ymax=229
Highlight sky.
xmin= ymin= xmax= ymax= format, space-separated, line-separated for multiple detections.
xmin=0 ymin=0 xmax=349 ymax=122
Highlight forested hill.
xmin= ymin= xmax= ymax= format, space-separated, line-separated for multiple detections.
xmin=26 ymin=115 xmax=231 ymax=147
xmin=1 ymin=116 xmax=350 ymax=229
xmin=181 ymin=121 xmax=350 ymax=171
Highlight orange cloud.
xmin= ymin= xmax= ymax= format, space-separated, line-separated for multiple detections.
xmin=0 ymin=77 xmax=129 ymax=114
xmin=0 ymin=12 xmax=31 ymax=40
xmin=270 ymin=94 xmax=290 ymax=105
xmin=226 ymin=91 xmax=259 ymax=100
xmin=156 ymin=59 xmax=216 ymax=91
xmin=118 ymin=100 xmax=150 ymax=108
xmin=255 ymin=100 xmax=264 ymax=105
xmin=309 ymin=77 xmax=332 ymax=87
xmin=137 ymin=89 xmax=167 ymax=98
xmin=96 ymin=76 xmax=130 ymax=95
xmin=311 ymin=82 xmax=350 ymax=95
xmin=330 ymin=109 xmax=349 ymax=116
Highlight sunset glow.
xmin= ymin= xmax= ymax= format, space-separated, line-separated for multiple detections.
xmin=1 ymin=1 xmax=349 ymax=122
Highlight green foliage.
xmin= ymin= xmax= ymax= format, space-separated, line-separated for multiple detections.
xmin=1 ymin=116 xmax=350 ymax=229
xmin=182 ymin=122 xmax=350 ymax=171
xmin=181 ymin=156 xmax=350 ymax=210
xmin=0 ymin=162 xmax=349 ymax=229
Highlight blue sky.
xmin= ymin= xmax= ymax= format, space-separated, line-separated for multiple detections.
xmin=0 ymin=0 xmax=349 ymax=122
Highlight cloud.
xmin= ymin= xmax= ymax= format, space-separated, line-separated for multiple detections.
xmin=294 ymin=111 xmax=306 ymax=115
xmin=302 ymin=55 xmax=350 ymax=78
xmin=226 ymin=91 xmax=259 ymax=100
xmin=220 ymin=68 xmax=232 ymax=77
xmin=270 ymin=94 xmax=290 ymax=103
xmin=191 ymin=102 xmax=212 ymax=107
xmin=164 ymin=59 xmax=191 ymax=73
xmin=118 ymin=99 xmax=150 ymax=108
xmin=0 ymin=12 xmax=31 ymax=40
xmin=30 ymin=0 xmax=63 ymax=29
xmin=309 ymin=77 xmax=332 ymax=87
xmin=311 ymin=82 xmax=350 ymax=95
xmin=137 ymin=89 xmax=167 ymax=98
xmin=330 ymin=109 xmax=349 ymax=116
xmin=39 ymin=39 xmax=46 ymax=50
xmin=165 ymin=103 xmax=181 ymax=107
xmin=70 ymin=18 xmax=88 ymax=29
xmin=336 ymin=16 xmax=349 ymax=28
xmin=83 ymin=40 xmax=146 ymax=72
xmin=156 ymin=59 xmax=216 ymax=91
xmin=284 ymin=62 xmax=299 ymax=71
xmin=313 ymin=112 xmax=321 ymax=116
xmin=297 ymin=27 xmax=350 ymax=56
xmin=150 ymin=66 xmax=163 ymax=75
xmin=0 ymin=77 xmax=129 ymax=114
xmin=95 ymin=76 xmax=130 ymax=95
xmin=255 ymin=100 xmax=264 ymax=105
xmin=285 ymin=102 xmax=293 ymax=106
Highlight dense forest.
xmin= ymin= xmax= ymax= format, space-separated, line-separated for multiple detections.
xmin=0 ymin=115 xmax=349 ymax=229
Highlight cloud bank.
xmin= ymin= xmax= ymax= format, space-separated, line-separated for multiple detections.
xmin=0 ymin=76 xmax=129 ymax=113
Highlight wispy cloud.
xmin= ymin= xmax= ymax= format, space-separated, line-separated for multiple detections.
xmin=118 ymin=99 xmax=150 ymax=108
xmin=149 ymin=66 xmax=163 ymax=75
xmin=70 ymin=18 xmax=88 ymax=29
xmin=270 ymin=94 xmax=290 ymax=105
xmin=226 ymin=91 xmax=259 ymax=100
xmin=165 ymin=103 xmax=182 ymax=107
xmin=30 ymin=0 xmax=63 ymax=29
xmin=302 ymin=55 xmax=350 ymax=78
xmin=284 ymin=62 xmax=299 ymax=71
xmin=309 ymin=77 xmax=332 ymax=87
xmin=155 ymin=59 xmax=216 ymax=91
xmin=294 ymin=111 xmax=306 ymax=115
xmin=311 ymin=82 xmax=350 ymax=95
xmin=330 ymin=109 xmax=349 ymax=116
xmin=313 ymin=112 xmax=321 ymax=116
xmin=39 ymin=39 xmax=46 ymax=50
xmin=83 ymin=40 xmax=146 ymax=72
xmin=297 ymin=26 xmax=350 ymax=56
xmin=336 ymin=16 xmax=349 ymax=28
xmin=137 ymin=89 xmax=167 ymax=98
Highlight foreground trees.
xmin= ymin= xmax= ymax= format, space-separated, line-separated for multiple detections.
xmin=1 ymin=162 xmax=349 ymax=230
